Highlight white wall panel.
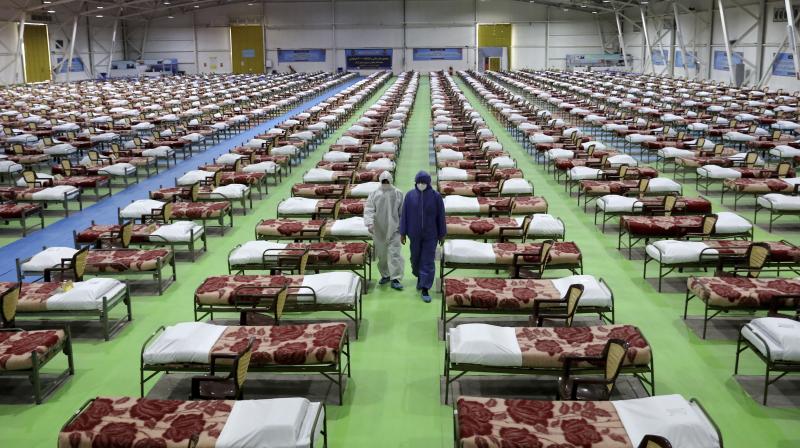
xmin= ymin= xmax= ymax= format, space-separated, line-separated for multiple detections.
xmin=266 ymin=2 xmax=332 ymax=26
xmin=267 ymin=29 xmax=333 ymax=49
xmin=406 ymin=0 xmax=473 ymax=24
xmin=335 ymin=1 xmax=402 ymax=25
xmin=197 ymin=28 xmax=230 ymax=52
xmin=512 ymin=23 xmax=546 ymax=46
xmin=405 ymin=26 xmax=473 ymax=47
xmin=335 ymin=28 xmax=403 ymax=48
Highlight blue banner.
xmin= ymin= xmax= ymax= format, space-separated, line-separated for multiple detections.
xmin=565 ymin=53 xmax=628 ymax=68
xmin=713 ymin=50 xmax=743 ymax=71
xmin=56 ymin=57 xmax=84 ymax=73
xmin=412 ymin=48 xmax=463 ymax=61
xmin=241 ymin=49 xmax=256 ymax=58
xmin=772 ymin=52 xmax=796 ymax=77
xmin=345 ymin=49 xmax=392 ymax=69
xmin=651 ymin=50 xmax=668 ymax=66
xmin=278 ymin=49 xmax=326 ymax=63
xmin=674 ymin=50 xmax=698 ymax=69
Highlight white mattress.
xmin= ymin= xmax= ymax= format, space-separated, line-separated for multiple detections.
xmin=443 ymin=240 xmax=495 ymax=263
xmin=272 ymin=145 xmax=298 ymax=156
xmin=21 ymin=246 xmax=79 ymax=272
xmin=714 ymin=212 xmax=752 ymax=234
xmin=329 ymin=217 xmax=369 ymax=237
xmin=697 ymin=165 xmax=741 ymax=179
xmin=444 ymin=195 xmax=479 ymax=213
xmin=46 ymin=278 xmax=126 ymax=311
xmin=547 ymin=148 xmax=574 ymax=160
xmin=613 ymin=395 xmax=720 ymax=448
xmin=438 ymin=167 xmax=468 ymax=181
xmin=300 ymin=272 xmax=360 ymax=304
xmin=645 ymin=240 xmax=718 ymax=264
xmin=490 ymin=156 xmax=515 ymax=168
xmin=517 ymin=214 xmax=564 ymax=237
xmin=596 ymin=195 xmax=643 ymax=213
xmin=217 ymin=398 xmax=324 ymax=448
xmin=769 ymin=145 xmax=800 ymax=158
xmin=569 ymin=166 xmax=602 ymax=180
xmin=658 ymin=147 xmax=695 ymax=159
xmin=724 ymin=131 xmax=756 ymax=142
xmin=349 ymin=182 xmax=380 ymax=197
xmin=371 ymin=142 xmax=397 ymax=153
xmin=741 ymin=317 xmax=800 ymax=362
xmin=279 ymin=197 xmax=320 ymax=215
xmin=647 ymin=178 xmax=682 ymax=193
xmin=501 ymin=178 xmax=533 ymax=194
xmin=303 ymin=168 xmax=336 ymax=183
xmin=757 ymin=193 xmax=800 ymax=210
xmin=31 ymin=185 xmax=78 ymax=200
xmin=98 ymin=163 xmax=135 ymax=177
xmin=244 ymin=161 xmax=278 ymax=174
xmin=449 ymin=324 xmax=522 ymax=367
xmin=551 ymin=275 xmax=612 ymax=308
xmin=177 ymin=170 xmax=214 ymax=186
xmin=120 ymin=199 xmax=166 ymax=219
xmin=229 ymin=240 xmax=289 ymax=266
xmin=0 ymin=160 xmax=22 ymax=173
xmin=212 ymin=184 xmax=248 ymax=199
xmin=608 ymin=154 xmax=638 ymax=167
xmin=217 ymin=153 xmax=245 ymax=165
xmin=365 ymin=158 xmax=394 ymax=170
xmin=625 ymin=134 xmax=658 ymax=143
xmin=149 ymin=221 xmax=204 ymax=243
xmin=437 ymin=148 xmax=464 ymax=161
xmin=323 ymin=151 xmax=351 ymax=162
xmin=530 ymin=133 xmax=554 ymax=144
xmin=142 ymin=322 xmax=226 ymax=364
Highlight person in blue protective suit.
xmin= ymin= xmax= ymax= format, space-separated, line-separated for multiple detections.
xmin=399 ymin=170 xmax=446 ymax=303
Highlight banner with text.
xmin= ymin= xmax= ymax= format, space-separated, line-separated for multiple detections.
xmin=278 ymin=49 xmax=326 ymax=63
xmin=772 ymin=52 xmax=797 ymax=77
xmin=345 ymin=49 xmax=393 ymax=69
xmin=412 ymin=48 xmax=463 ymax=61
xmin=713 ymin=50 xmax=744 ymax=71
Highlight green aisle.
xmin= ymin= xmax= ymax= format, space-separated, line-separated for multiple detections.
xmin=328 ymin=75 xmax=454 ymax=447
xmin=453 ymin=77 xmax=800 ymax=447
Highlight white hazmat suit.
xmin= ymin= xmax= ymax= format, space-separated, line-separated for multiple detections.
xmin=364 ymin=171 xmax=404 ymax=281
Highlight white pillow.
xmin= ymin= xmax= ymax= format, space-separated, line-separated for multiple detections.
xmin=21 ymin=247 xmax=79 ymax=272
xmin=120 ymin=199 xmax=166 ymax=219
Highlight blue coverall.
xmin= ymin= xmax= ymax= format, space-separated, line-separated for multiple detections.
xmin=399 ymin=171 xmax=446 ymax=291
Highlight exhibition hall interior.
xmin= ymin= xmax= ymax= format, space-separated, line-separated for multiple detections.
xmin=0 ymin=0 xmax=799 ymax=446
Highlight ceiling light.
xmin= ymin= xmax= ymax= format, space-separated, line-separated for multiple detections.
xmin=96 ymin=6 xmax=103 ymax=8
xmin=581 ymin=4 xmax=587 ymax=7
xmin=43 ymin=1 xmax=51 ymax=3
xmin=47 ymin=9 xmax=55 ymax=13
xmin=163 ymin=1 xmax=171 ymax=4
xmin=194 ymin=4 xmax=199 ymax=7
xmin=95 ymin=14 xmax=103 ymax=18
xmin=168 ymin=15 xmax=174 ymax=18
xmin=592 ymin=11 xmax=598 ymax=14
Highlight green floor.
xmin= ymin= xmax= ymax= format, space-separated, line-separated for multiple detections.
xmin=1 ymin=75 xmax=798 ymax=447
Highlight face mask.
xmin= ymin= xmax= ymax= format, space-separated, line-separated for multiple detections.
xmin=380 ymin=183 xmax=392 ymax=190
xmin=417 ymin=183 xmax=428 ymax=191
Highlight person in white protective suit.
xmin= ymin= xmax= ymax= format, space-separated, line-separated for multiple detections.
xmin=364 ymin=171 xmax=405 ymax=290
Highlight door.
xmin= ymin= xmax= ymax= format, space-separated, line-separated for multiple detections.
xmin=488 ymin=57 xmax=501 ymax=72
xmin=230 ymin=26 xmax=264 ymax=74
xmin=23 ymin=24 xmax=51 ymax=83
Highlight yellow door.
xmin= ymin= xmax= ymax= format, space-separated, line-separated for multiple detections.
xmin=23 ymin=24 xmax=51 ymax=83
xmin=230 ymin=26 xmax=264 ymax=74
xmin=488 ymin=57 xmax=501 ymax=72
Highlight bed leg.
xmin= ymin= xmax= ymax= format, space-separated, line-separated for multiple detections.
xmin=31 ymin=352 xmax=42 ymax=404
xmin=763 ymin=364 xmax=770 ymax=406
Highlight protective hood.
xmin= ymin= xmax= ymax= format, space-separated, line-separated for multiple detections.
xmin=379 ymin=171 xmax=394 ymax=184
xmin=414 ymin=170 xmax=432 ymax=186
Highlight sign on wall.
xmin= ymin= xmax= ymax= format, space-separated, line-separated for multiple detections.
xmin=56 ymin=57 xmax=84 ymax=73
xmin=772 ymin=52 xmax=796 ymax=77
xmin=345 ymin=49 xmax=392 ymax=70
xmin=674 ymin=50 xmax=699 ymax=69
xmin=713 ymin=50 xmax=744 ymax=71
xmin=651 ymin=50 xmax=668 ymax=66
xmin=565 ymin=53 xmax=628 ymax=68
xmin=412 ymin=48 xmax=463 ymax=61
xmin=241 ymin=49 xmax=256 ymax=58
xmin=278 ymin=49 xmax=326 ymax=63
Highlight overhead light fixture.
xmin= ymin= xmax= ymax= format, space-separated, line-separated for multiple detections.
xmin=581 ymin=4 xmax=587 ymax=7
xmin=95 ymin=14 xmax=103 ymax=17
xmin=43 ymin=1 xmax=51 ymax=3
xmin=592 ymin=11 xmax=598 ymax=14
xmin=194 ymin=4 xmax=199 ymax=7
xmin=47 ymin=9 xmax=55 ymax=13
xmin=168 ymin=15 xmax=174 ymax=18
xmin=163 ymin=1 xmax=171 ymax=4
xmin=96 ymin=6 xmax=103 ymax=8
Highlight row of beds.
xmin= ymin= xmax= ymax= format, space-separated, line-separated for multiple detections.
xmin=510 ymin=68 xmax=800 ymax=231
xmin=425 ymin=69 xmax=800 ymax=446
xmin=402 ymin=71 xmax=721 ymax=448
xmin=0 ymin=72 xmax=368 ymax=426
xmin=0 ymin=71 xmax=338 ymax=234
xmin=5 ymin=71 xmax=408 ymax=448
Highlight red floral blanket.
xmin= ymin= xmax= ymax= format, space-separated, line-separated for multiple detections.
xmin=457 ymin=397 xmax=631 ymax=448
xmin=59 ymin=397 xmax=231 ymax=448
xmin=0 ymin=329 xmax=66 ymax=370
xmin=86 ymin=249 xmax=171 ymax=273
xmin=687 ymin=276 xmax=800 ymax=308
